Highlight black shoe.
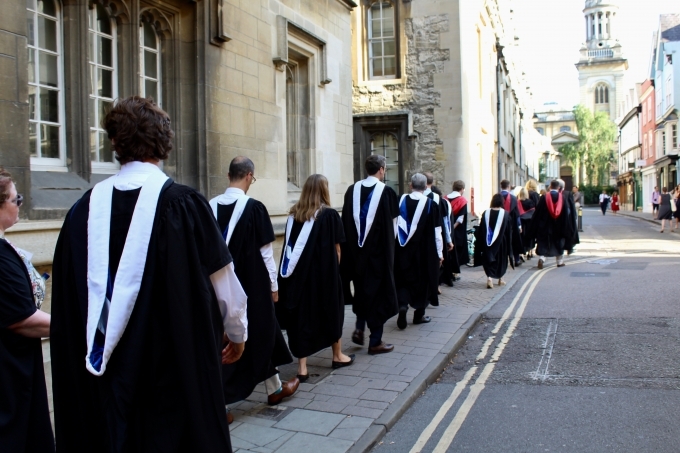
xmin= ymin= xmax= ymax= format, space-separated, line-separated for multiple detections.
xmin=413 ymin=316 xmax=432 ymax=324
xmin=351 ymin=329 xmax=364 ymax=346
xmin=515 ymin=261 xmax=522 ymax=267
xmin=332 ymin=354 xmax=355 ymax=369
xmin=397 ymin=309 xmax=407 ymax=330
xmin=297 ymin=374 xmax=309 ymax=383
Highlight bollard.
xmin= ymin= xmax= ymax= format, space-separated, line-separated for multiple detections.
xmin=578 ymin=206 xmax=583 ymax=232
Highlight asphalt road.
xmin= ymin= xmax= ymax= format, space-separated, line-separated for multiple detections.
xmin=372 ymin=208 xmax=680 ymax=453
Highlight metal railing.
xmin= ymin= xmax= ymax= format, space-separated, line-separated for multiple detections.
xmin=587 ymin=49 xmax=614 ymax=59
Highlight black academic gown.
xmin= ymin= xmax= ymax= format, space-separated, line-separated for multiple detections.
xmin=501 ymin=192 xmax=524 ymax=256
xmin=563 ymin=192 xmax=580 ymax=252
xmin=394 ymin=196 xmax=441 ymax=311
xmin=217 ymin=199 xmax=293 ymax=404
xmin=51 ymin=182 xmax=234 ymax=453
xmin=446 ymin=196 xmax=470 ymax=267
xmin=528 ymin=191 xmax=573 ymax=257
xmin=473 ymin=209 xmax=514 ymax=279
xmin=519 ymin=198 xmax=536 ymax=253
xmin=427 ymin=192 xmax=456 ymax=289
xmin=340 ymin=183 xmax=399 ymax=325
xmin=277 ymin=208 xmax=346 ymax=358
xmin=0 ymin=240 xmax=54 ymax=453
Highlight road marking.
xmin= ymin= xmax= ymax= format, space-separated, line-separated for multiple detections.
xmin=431 ymin=269 xmax=547 ymax=452
xmin=408 ymin=270 xmax=545 ymax=453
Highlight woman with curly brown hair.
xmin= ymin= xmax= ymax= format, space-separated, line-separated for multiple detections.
xmin=0 ymin=167 xmax=54 ymax=452
xmin=51 ymin=96 xmax=247 ymax=451
xmin=277 ymin=174 xmax=353 ymax=381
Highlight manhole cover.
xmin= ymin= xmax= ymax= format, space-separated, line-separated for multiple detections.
xmin=604 ymin=262 xmax=649 ymax=270
xmin=570 ymin=272 xmax=611 ymax=277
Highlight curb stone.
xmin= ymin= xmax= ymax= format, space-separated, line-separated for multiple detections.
xmin=347 ymin=266 xmax=530 ymax=453
xmin=616 ymin=210 xmax=661 ymax=226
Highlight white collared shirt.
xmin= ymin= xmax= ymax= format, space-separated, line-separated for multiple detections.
xmin=113 ymin=161 xmax=163 ymax=191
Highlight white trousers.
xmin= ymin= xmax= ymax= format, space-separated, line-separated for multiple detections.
xmin=264 ymin=374 xmax=282 ymax=395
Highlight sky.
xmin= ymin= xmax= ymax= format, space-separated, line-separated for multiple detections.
xmin=512 ymin=0 xmax=678 ymax=110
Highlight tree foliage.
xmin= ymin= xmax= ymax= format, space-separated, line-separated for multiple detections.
xmin=558 ymin=105 xmax=618 ymax=185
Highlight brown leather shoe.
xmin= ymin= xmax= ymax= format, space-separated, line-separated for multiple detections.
xmin=267 ymin=377 xmax=300 ymax=406
xmin=368 ymin=342 xmax=394 ymax=355
xmin=352 ymin=329 xmax=364 ymax=346
xmin=226 ymin=411 xmax=234 ymax=425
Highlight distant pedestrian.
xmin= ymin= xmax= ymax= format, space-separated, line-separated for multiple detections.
xmin=658 ymin=187 xmax=673 ymax=232
xmin=652 ymin=186 xmax=661 ymax=218
xmin=445 ymin=180 xmax=470 ymax=278
xmin=423 ymin=173 xmax=454 ymax=299
xmin=611 ymin=191 xmax=620 ymax=215
xmin=500 ymin=180 xmax=523 ymax=267
xmin=673 ymin=187 xmax=680 ymax=231
xmin=517 ymin=187 xmax=536 ymax=260
xmin=525 ymin=180 xmax=541 ymax=207
xmin=474 ymin=194 xmax=513 ymax=288
xmin=572 ymin=185 xmax=583 ymax=209
xmin=599 ymin=189 xmax=610 ymax=215
xmin=528 ymin=180 xmax=574 ymax=269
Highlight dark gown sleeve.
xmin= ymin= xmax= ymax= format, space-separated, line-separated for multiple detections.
xmin=329 ymin=209 xmax=346 ymax=244
xmin=0 ymin=245 xmax=36 ymax=328
xmin=183 ymin=192 xmax=234 ymax=274
xmin=253 ymin=201 xmax=276 ymax=248
xmin=385 ymin=187 xmax=400 ymax=219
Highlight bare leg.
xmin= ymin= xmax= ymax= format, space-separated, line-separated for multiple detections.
xmin=331 ymin=340 xmax=352 ymax=363
xmin=660 ymin=220 xmax=665 ymax=232
xmin=297 ymin=357 xmax=307 ymax=376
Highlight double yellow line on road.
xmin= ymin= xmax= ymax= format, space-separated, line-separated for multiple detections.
xmin=409 ymin=258 xmax=590 ymax=453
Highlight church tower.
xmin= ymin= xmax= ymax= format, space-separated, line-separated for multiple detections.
xmin=576 ymin=0 xmax=628 ymax=120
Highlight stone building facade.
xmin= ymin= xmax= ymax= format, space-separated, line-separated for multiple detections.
xmin=350 ymin=0 xmax=537 ymax=214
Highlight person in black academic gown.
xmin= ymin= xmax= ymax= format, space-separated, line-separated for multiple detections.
xmin=210 ymin=156 xmax=297 ymax=414
xmin=557 ymin=179 xmax=580 ymax=255
xmin=527 ymin=179 xmax=573 ymax=269
xmin=277 ymin=174 xmax=354 ymax=381
xmin=394 ymin=173 xmax=443 ymax=330
xmin=0 ymin=168 xmax=54 ymax=453
xmin=423 ymin=173 xmax=454 ymax=299
xmin=444 ymin=180 xmax=470 ymax=278
xmin=51 ymin=97 xmax=248 ymax=453
xmin=474 ymin=194 xmax=514 ymax=288
xmin=432 ymin=186 xmax=457 ymax=287
xmin=517 ymin=187 xmax=536 ymax=259
xmin=341 ymin=155 xmax=399 ymax=355
xmin=500 ymin=179 xmax=524 ymax=267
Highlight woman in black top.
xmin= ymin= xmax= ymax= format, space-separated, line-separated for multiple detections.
xmin=658 ymin=187 xmax=673 ymax=232
xmin=0 ymin=167 xmax=54 ymax=452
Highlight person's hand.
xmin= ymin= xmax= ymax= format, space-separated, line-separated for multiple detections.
xmin=519 ymin=226 xmax=522 ymax=233
xmin=272 ymin=291 xmax=279 ymax=303
xmin=222 ymin=340 xmax=245 ymax=364
xmin=447 ymin=242 xmax=454 ymax=251
xmin=439 ymin=257 xmax=444 ymax=267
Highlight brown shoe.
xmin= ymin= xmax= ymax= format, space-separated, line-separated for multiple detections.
xmin=267 ymin=377 xmax=300 ymax=406
xmin=368 ymin=342 xmax=394 ymax=355
xmin=352 ymin=329 xmax=364 ymax=346
xmin=226 ymin=411 xmax=234 ymax=425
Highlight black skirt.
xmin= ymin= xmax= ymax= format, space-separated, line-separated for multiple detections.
xmin=658 ymin=195 xmax=673 ymax=220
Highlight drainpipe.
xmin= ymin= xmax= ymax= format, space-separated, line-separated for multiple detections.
xmin=496 ymin=41 xmax=504 ymax=188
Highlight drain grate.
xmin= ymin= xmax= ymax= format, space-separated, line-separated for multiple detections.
xmin=570 ymin=272 xmax=611 ymax=277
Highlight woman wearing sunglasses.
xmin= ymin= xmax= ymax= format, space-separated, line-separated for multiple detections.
xmin=0 ymin=167 xmax=54 ymax=452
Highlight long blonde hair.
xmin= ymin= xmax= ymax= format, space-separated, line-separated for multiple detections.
xmin=290 ymin=174 xmax=331 ymax=222
xmin=518 ymin=187 xmax=529 ymax=201
xmin=525 ymin=180 xmax=538 ymax=193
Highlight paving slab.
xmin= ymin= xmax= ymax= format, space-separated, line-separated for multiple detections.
xmin=229 ymin=264 xmax=528 ymax=452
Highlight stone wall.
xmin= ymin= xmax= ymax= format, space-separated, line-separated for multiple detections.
xmin=352 ymin=14 xmax=450 ymax=185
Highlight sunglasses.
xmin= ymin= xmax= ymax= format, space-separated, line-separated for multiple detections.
xmin=11 ymin=194 xmax=23 ymax=207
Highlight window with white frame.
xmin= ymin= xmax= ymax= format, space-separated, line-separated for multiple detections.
xmin=657 ymin=130 xmax=665 ymax=156
xmin=560 ymin=126 xmax=571 ymax=132
xmin=140 ymin=21 xmax=161 ymax=103
xmin=88 ymin=4 xmax=117 ymax=166
xmin=644 ymin=135 xmax=648 ymax=158
xmin=367 ymin=1 xmax=396 ymax=79
xmin=672 ymin=124 xmax=678 ymax=150
xmin=27 ymin=0 xmax=65 ymax=168
xmin=666 ymin=76 xmax=673 ymax=110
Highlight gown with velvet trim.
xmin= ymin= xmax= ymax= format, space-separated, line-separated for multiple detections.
xmin=394 ymin=196 xmax=441 ymax=311
xmin=276 ymin=208 xmax=346 ymax=358
xmin=473 ymin=209 xmax=513 ymax=279
xmin=501 ymin=192 xmax=524 ymax=256
xmin=340 ymin=184 xmax=399 ymax=325
xmin=447 ymin=197 xmax=469 ymax=268
xmin=0 ymin=240 xmax=54 ymax=453
xmin=51 ymin=182 xmax=234 ymax=453
xmin=217 ymin=199 xmax=292 ymax=404
xmin=528 ymin=191 xmax=573 ymax=257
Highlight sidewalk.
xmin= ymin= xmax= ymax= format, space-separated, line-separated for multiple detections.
xmin=614 ymin=208 xmax=661 ymax=225
xmin=229 ymin=264 xmax=529 ymax=453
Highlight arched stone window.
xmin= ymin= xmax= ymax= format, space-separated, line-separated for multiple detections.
xmin=367 ymin=1 xmax=396 ymax=79
xmin=560 ymin=126 xmax=572 ymax=132
xmin=140 ymin=20 xmax=162 ymax=104
xmin=27 ymin=0 xmax=65 ymax=168
xmin=595 ymin=84 xmax=609 ymax=104
xmin=88 ymin=3 xmax=118 ymax=165
xmin=370 ymin=131 xmax=400 ymax=193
